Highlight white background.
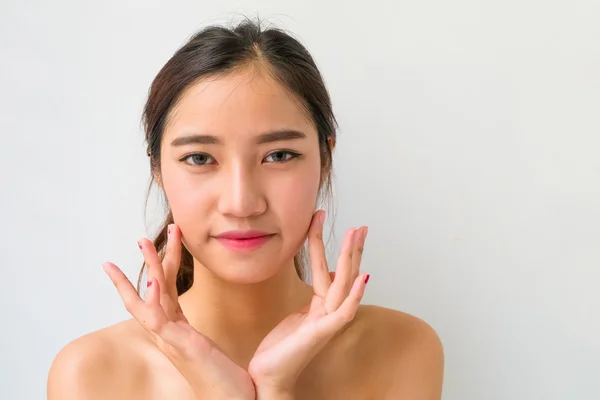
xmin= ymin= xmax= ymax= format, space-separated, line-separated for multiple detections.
xmin=1 ymin=1 xmax=599 ymax=399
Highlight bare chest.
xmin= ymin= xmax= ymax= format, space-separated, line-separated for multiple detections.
xmin=141 ymin=374 xmax=376 ymax=400
xmin=120 ymin=318 xmax=382 ymax=400
xmin=132 ymin=355 xmax=378 ymax=400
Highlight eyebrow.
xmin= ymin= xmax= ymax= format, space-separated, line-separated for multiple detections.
xmin=170 ymin=129 xmax=307 ymax=147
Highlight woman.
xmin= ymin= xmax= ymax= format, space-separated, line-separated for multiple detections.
xmin=48 ymin=19 xmax=444 ymax=399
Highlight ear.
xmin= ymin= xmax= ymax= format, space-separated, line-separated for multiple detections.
xmin=327 ymin=136 xmax=336 ymax=152
xmin=152 ymin=170 xmax=163 ymax=188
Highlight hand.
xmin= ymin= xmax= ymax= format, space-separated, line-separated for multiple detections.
xmin=247 ymin=210 xmax=370 ymax=398
xmin=102 ymin=224 xmax=255 ymax=400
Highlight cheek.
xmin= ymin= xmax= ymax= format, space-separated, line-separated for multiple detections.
xmin=160 ymin=157 xmax=322 ymax=252
xmin=269 ymin=164 xmax=321 ymax=241
xmin=161 ymin=165 xmax=209 ymax=235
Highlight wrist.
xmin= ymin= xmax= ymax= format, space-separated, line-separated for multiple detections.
xmin=256 ymin=388 xmax=294 ymax=400
xmin=257 ymin=394 xmax=294 ymax=400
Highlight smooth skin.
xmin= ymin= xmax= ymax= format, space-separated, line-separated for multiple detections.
xmin=102 ymin=213 xmax=368 ymax=399
xmin=47 ymin=65 xmax=444 ymax=399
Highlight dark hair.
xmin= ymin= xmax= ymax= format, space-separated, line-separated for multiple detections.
xmin=137 ymin=18 xmax=338 ymax=295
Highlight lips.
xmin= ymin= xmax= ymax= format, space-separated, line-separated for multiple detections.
xmin=216 ymin=230 xmax=272 ymax=240
xmin=214 ymin=230 xmax=274 ymax=251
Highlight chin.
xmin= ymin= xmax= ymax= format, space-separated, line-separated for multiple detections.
xmin=198 ymin=251 xmax=285 ymax=284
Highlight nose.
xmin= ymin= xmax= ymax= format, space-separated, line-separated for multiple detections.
xmin=217 ymin=162 xmax=267 ymax=218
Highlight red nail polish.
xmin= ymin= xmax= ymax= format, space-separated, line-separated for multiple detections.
xmin=364 ymin=274 xmax=370 ymax=284
xmin=147 ymin=279 xmax=153 ymax=287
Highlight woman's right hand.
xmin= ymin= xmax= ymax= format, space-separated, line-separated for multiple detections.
xmin=102 ymin=224 xmax=256 ymax=400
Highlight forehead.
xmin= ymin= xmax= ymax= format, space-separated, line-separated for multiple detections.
xmin=164 ymin=66 xmax=315 ymax=139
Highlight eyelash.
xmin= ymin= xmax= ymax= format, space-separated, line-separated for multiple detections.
xmin=180 ymin=150 xmax=302 ymax=167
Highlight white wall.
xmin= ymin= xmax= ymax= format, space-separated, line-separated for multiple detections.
xmin=1 ymin=1 xmax=598 ymax=399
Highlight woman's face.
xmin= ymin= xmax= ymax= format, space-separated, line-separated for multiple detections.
xmin=158 ymin=66 xmax=323 ymax=283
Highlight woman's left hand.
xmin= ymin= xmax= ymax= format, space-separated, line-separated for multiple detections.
xmin=247 ymin=211 xmax=369 ymax=399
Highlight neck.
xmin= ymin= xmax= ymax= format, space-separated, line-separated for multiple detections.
xmin=178 ymin=259 xmax=313 ymax=368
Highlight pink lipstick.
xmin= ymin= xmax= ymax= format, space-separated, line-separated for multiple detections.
xmin=215 ymin=230 xmax=274 ymax=251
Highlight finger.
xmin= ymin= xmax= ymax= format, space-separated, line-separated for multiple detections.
xmin=350 ymin=226 xmax=368 ymax=280
xmin=145 ymin=277 xmax=160 ymax=307
xmin=308 ymin=210 xmax=330 ymax=297
xmin=140 ymin=238 xmax=184 ymax=321
xmin=103 ymin=264 xmax=172 ymax=334
xmin=138 ymin=238 xmax=167 ymax=292
xmin=127 ymin=278 xmax=180 ymax=341
xmin=319 ymin=273 xmax=369 ymax=335
xmin=324 ymin=228 xmax=356 ymax=313
xmin=163 ymin=224 xmax=182 ymax=301
xmin=141 ymin=281 xmax=207 ymax=356
xmin=103 ymin=264 xmax=189 ymax=346
xmin=102 ymin=262 xmax=145 ymax=315
xmin=141 ymin=279 xmax=171 ymax=332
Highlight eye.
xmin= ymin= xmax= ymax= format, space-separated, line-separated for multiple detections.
xmin=264 ymin=150 xmax=301 ymax=163
xmin=180 ymin=153 xmax=215 ymax=166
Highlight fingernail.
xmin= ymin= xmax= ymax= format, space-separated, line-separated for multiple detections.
xmin=319 ymin=210 xmax=326 ymax=225
xmin=364 ymin=274 xmax=370 ymax=284
xmin=138 ymin=241 xmax=142 ymax=250
xmin=147 ymin=279 xmax=153 ymax=287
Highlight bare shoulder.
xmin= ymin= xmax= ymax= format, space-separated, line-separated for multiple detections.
xmin=351 ymin=305 xmax=444 ymax=399
xmin=47 ymin=319 xmax=149 ymax=400
xmin=355 ymin=304 xmax=443 ymax=351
